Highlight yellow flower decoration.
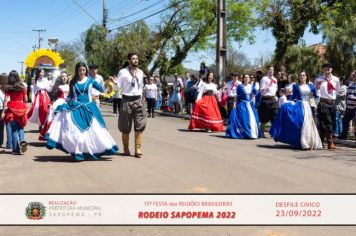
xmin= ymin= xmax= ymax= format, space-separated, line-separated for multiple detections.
xmin=25 ymin=49 xmax=64 ymax=68
xmin=102 ymin=82 xmax=115 ymax=99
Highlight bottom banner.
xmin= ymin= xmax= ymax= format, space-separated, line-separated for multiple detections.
xmin=0 ymin=194 xmax=355 ymax=225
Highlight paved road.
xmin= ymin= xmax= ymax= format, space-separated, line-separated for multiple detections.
xmin=1 ymin=105 xmax=355 ymax=235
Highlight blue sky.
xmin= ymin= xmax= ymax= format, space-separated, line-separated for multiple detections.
xmin=0 ymin=0 xmax=323 ymax=74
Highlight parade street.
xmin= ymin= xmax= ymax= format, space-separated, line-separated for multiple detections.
xmin=1 ymin=104 xmax=356 ymax=193
xmin=1 ymin=104 xmax=356 ymax=236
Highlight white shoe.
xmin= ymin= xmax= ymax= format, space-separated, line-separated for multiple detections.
xmin=113 ymin=113 xmax=117 ymax=117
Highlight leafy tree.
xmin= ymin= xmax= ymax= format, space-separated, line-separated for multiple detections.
xmin=322 ymin=1 xmax=356 ymax=78
xmin=84 ymin=25 xmax=115 ymax=79
xmin=284 ymin=45 xmax=324 ymax=78
xmin=257 ymin=0 xmax=326 ymax=71
xmin=148 ymin=0 xmax=259 ymax=78
xmin=83 ymin=0 xmax=259 ymax=81
xmin=57 ymin=41 xmax=83 ymax=76
xmin=112 ymin=21 xmax=156 ymax=77
xmin=324 ymin=19 xmax=355 ymax=78
xmin=257 ymin=0 xmax=354 ymax=72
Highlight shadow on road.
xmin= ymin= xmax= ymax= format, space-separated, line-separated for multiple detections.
xmin=33 ymin=155 xmax=113 ymax=162
xmin=25 ymin=130 xmax=39 ymax=133
xmin=178 ymin=129 xmax=207 ymax=132
xmin=209 ymin=134 xmax=229 ymax=139
xmin=256 ymin=144 xmax=300 ymax=150
xmin=28 ymin=142 xmax=47 ymax=147
xmin=0 ymin=150 xmax=13 ymax=155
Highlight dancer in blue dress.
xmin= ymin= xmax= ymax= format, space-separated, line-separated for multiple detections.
xmin=46 ymin=62 xmax=119 ymax=161
xmin=270 ymin=71 xmax=322 ymax=149
xmin=226 ymin=74 xmax=261 ymax=139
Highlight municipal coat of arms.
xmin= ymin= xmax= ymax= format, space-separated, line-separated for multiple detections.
xmin=25 ymin=202 xmax=46 ymax=220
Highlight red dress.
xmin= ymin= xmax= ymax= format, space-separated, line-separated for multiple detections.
xmin=39 ymin=89 xmax=65 ymax=141
xmin=4 ymin=88 xmax=28 ymax=128
xmin=27 ymin=79 xmax=51 ymax=125
xmin=188 ymin=83 xmax=224 ymax=131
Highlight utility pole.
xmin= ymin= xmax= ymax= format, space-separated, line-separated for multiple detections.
xmin=216 ymin=0 xmax=227 ymax=85
xmin=18 ymin=61 xmax=24 ymax=75
xmin=33 ymin=29 xmax=46 ymax=49
xmin=103 ymin=0 xmax=108 ymax=29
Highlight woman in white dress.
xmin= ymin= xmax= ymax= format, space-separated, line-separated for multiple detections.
xmin=46 ymin=62 xmax=119 ymax=161
xmin=39 ymin=72 xmax=69 ymax=140
xmin=27 ymin=69 xmax=51 ymax=130
xmin=270 ymin=71 xmax=322 ymax=150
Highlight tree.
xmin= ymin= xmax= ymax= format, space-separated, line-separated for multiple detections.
xmin=256 ymin=0 xmax=355 ymax=72
xmin=322 ymin=1 xmax=356 ymax=78
xmin=324 ymin=20 xmax=356 ymax=78
xmin=112 ymin=21 xmax=157 ymax=77
xmin=147 ymin=0 xmax=258 ymax=78
xmin=257 ymin=0 xmax=327 ymax=71
xmin=84 ymin=25 xmax=115 ymax=79
xmin=57 ymin=41 xmax=83 ymax=75
xmin=284 ymin=45 xmax=324 ymax=77
xmin=223 ymin=47 xmax=252 ymax=76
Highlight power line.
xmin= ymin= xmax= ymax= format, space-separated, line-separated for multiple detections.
xmin=49 ymin=0 xmax=100 ymax=32
xmin=43 ymin=2 xmax=74 ymax=29
xmin=108 ymin=0 xmax=164 ymax=22
xmin=108 ymin=0 xmax=185 ymax=33
xmin=33 ymin=29 xmax=46 ymax=49
xmin=0 ymin=49 xmax=25 ymax=55
xmin=109 ymin=0 xmax=132 ymax=12
xmin=71 ymin=0 xmax=100 ymax=25
xmin=109 ymin=0 xmax=143 ymax=20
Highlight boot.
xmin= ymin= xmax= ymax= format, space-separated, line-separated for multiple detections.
xmin=122 ymin=133 xmax=131 ymax=156
xmin=326 ymin=133 xmax=336 ymax=150
xmin=134 ymin=132 xmax=143 ymax=158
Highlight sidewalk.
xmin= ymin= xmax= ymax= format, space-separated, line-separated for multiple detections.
xmin=334 ymin=138 xmax=356 ymax=148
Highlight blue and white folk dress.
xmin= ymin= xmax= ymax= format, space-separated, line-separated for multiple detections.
xmin=226 ymin=84 xmax=261 ymax=139
xmin=270 ymin=83 xmax=322 ymax=149
xmin=46 ymin=77 xmax=119 ymax=161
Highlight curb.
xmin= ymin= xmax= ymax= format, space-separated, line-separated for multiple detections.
xmin=334 ymin=139 xmax=356 ymax=148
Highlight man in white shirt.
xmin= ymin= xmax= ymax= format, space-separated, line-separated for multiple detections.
xmin=143 ymin=77 xmax=158 ymax=118
xmin=117 ymin=52 xmax=147 ymax=158
xmin=89 ymin=64 xmax=104 ymax=107
xmin=315 ymin=63 xmax=340 ymax=149
xmin=226 ymin=73 xmax=241 ymax=118
xmin=258 ymin=65 xmax=278 ymax=138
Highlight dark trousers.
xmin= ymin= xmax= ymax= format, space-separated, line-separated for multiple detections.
xmin=317 ymin=102 xmax=336 ymax=134
xmin=113 ymin=98 xmax=122 ymax=114
xmin=227 ymin=97 xmax=236 ymax=119
xmin=218 ymin=103 xmax=228 ymax=119
xmin=0 ymin=109 xmax=4 ymax=146
xmin=146 ymin=98 xmax=156 ymax=116
xmin=341 ymin=108 xmax=355 ymax=137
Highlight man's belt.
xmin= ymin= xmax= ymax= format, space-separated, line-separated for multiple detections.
xmin=122 ymin=94 xmax=141 ymax=101
xmin=319 ymin=97 xmax=336 ymax=105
